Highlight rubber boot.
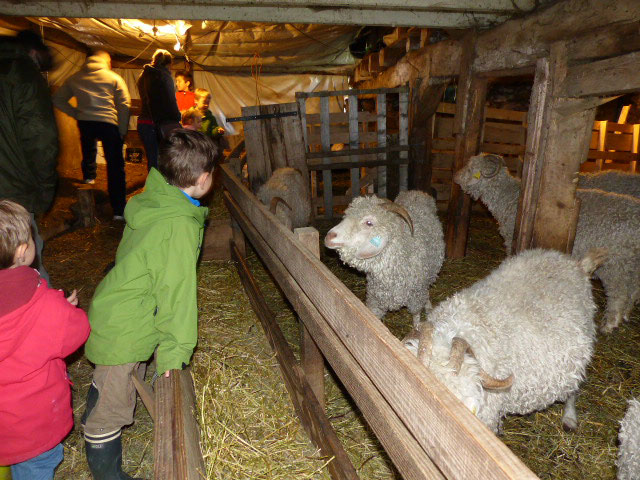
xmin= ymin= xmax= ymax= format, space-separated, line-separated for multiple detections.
xmin=85 ymin=433 xmax=143 ymax=480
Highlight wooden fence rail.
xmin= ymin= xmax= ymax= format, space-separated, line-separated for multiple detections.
xmin=221 ymin=163 xmax=539 ymax=480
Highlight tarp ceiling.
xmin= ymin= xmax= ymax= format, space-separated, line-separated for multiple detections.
xmin=27 ymin=17 xmax=360 ymax=74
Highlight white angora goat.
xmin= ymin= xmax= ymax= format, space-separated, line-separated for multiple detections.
xmin=618 ymin=398 xmax=640 ymax=480
xmin=579 ymin=170 xmax=640 ymax=198
xmin=403 ymin=248 xmax=606 ymax=433
xmin=256 ymin=167 xmax=311 ymax=230
xmin=325 ymin=190 xmax=445 ymax=327
xmin=454 ymin=153 xmax=640 ymax=333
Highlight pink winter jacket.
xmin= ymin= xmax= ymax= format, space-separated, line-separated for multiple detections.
xmin=0 ymin=267 xmax=90 ymax=465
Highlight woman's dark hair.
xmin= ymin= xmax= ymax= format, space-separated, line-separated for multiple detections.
xmin=151 ymin=49 xmax=173 ymax=67
xmin=158 ymin=129 xmax=218 ymax=188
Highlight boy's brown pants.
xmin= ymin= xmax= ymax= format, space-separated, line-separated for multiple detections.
xmin=83 ymin=363 xmax=147 ymax=440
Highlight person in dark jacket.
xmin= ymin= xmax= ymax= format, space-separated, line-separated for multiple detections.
xmin=0 ymin=30 xmax=58 ymax=284
xmin=136 ymin=49 xmax=181 ymax=171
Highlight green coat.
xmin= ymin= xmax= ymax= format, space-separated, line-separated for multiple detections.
xmin=200 ymin=109 xmax=222 ymax=139
xmin=86 ymin=168 xmax=208 ymax=374
xmin=0 ymin=37 xmax=58 ymax=214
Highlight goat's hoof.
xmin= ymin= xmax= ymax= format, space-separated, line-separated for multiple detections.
xmin=562 ymin=419 xmax=578 ymax=432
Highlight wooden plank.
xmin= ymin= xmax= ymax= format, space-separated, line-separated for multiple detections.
xmin=377 ymin=93 xmax=387 ymax=198
xmin=597 ymin=120 xmax=607 ymax=170
xmin=632 ymin=124 xmax=639 ymax=173
xmin=231 ymin=242 xmax=360 ymax=480
xmin=561 ymin=51 xmax=640 ymax=98
xmin=296 ymin=87 xmax=408 ymax=99
xmin=321 ymin=96 xmax=333 ymax=219
xmin=132 ymin=374 xmax=156 ymax=422
xmin=295 ymin=227 xmax=325 ymax=409
xmin=586 ymin=150 xmax=640 ymax=162
xmin=307 ymin=130 xmax=378 ymax=145
xmin=379 ymin=47 xmax=404 ymax=68
xmin=445 ymin=32 xmax=488 ymax=259
xmin=308 ymin=157 xmax=410 ymax=171
xmin=483 ymin=123 xmax=526 ymax=144
xmin=298 ymin=96 xmax=317 ymax=203
xmin=305 ymin=111 xmax=378 ymax=125
xmin=306 ymin=145 xmax=410 ymax=159
xmin=348 ymin=95 xmax=361 ymax=197
xmin=154 ymin=368 xmax=205 ymax=480
xmin=482 ymin=143 xmax=526 ymax=156
xmin=399 ymin=89 xmax=409 ymax=191
xmin=222 ymin=164 xmax=539 ymax=480
xmin=224 ymin=189 xmax=446 ymax=480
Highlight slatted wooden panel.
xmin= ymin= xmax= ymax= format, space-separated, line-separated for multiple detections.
xmin=429 ymin=102 xmax=640 ymax=209
xmin=431 ymin=102 xmax=527 ymax=208
xmin=297 ymin=87 xmax=409 ymax=219
xmin=242 ymin=102 xmax=308 ymax=193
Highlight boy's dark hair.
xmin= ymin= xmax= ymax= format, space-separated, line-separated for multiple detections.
xmin=0 ymin=199 xmax=32 ymax=269
xmin=151 ymin=49 xmax=173 ymax=68
xmin=158 ymin=129 xmax=218 ymax=188
xmin=175 ymin=70 xmax=194 ymax=91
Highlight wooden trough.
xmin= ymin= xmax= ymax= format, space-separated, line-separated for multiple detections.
xmin=221 ymin=162 xmax=540 ymax=480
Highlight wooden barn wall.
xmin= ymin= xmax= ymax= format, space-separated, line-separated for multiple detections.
xmin=429 ymin=103 xmax=640 ymax=210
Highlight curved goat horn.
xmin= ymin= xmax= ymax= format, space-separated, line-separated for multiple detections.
xmin=417 ymin=322 xmax=434 ymax=363
xmin=446 ymin=337 xmax=472 ymax=374
xmin=480 ymin=154 xmax=505 ymax=179
xmin=382 ymin=203 xmax=414 ymax=235
xmin=479 ymin=371 xmax=514 ymax=390
xmin=269 ymin=196 xmax=292 ymax=214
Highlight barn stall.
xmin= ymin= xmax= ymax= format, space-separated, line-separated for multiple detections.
xmin=1 ymin=0 xmax=640 ymax=479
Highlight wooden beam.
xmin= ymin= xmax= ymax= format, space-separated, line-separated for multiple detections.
xmin=231 ymin=241 xmax=359 ymax=480
xmin=446 ymin=33 xmax=488 ymax=259
xmin=222 ymin=164 xmax=539 ymax=480
xmin=154 ymin=368 xmax=205 ymax=480
xmin=1 ymin=1 xmax=515 ymax=28
xmin=560 ymin=51 xmax=640 ymax=98
xmin=514 ymin=42 xmax=595 ymax=254
xmin=358 ymin=0 xmax=640 ymax=88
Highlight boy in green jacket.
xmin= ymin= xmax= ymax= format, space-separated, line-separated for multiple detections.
xmin=82 ymin=129 xmax=218 ymax=480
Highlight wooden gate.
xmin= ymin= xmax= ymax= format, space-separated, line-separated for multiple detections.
xmin=296 ymin=87 xmax=410 ymax=219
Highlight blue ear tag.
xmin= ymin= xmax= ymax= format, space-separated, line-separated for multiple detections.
xmin=370 ymin=236 xmax=382 ymax=247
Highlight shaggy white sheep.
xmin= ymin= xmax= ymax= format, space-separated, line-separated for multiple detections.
xmin=579 ymin=170 xmax=640 ymax=198
xmin=324 ymin=190 xmax=445 ymax=327
xmin=403 ymin=248 xmax=606 ymax=433
xmin=454 ymin=153 xmax=640 ymax=333
xmin=618 ymin=398 xmax=640 ymax=480
xmin=256 ymin=167 xmax=311 ymax=229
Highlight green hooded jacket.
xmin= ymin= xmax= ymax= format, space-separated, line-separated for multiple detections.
xmin=86 ymin=168 xmax=208 ymax=374
xmin=0 ymin=36 xmax=59 ymax=214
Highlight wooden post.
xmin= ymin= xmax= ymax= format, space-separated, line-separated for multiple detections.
xmin=230 ymin=217 xmax=246 ymax=259
xmin=514 ymin=42 xmax=595 ymax=254
xmin=76 ymin=185 xmax=96 ymax=227
xmin=295 ymin=227 xmax=325 ymax=408
xmin=632 ymin=124 xmax=639 ymax=173
xmin=377 ymin=93 xmax=387 ymax=198
xmin=399 ymin=89 xmax=409 ymax=191
xmin=320 ymin=96 xmax=333 ymax=218
xmin=154 ymin=368 xmax=206 ymax=480
xmin=348 ymin=95 xmax=360 ymax=198
xmin=445 ymin=32 xmax=488 ymax=259
xmin=597 ymin=120 xmax=607 ymax=170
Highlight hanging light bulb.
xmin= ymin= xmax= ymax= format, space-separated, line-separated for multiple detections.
xmin=174 ymin=39 xmax=181 ymax=51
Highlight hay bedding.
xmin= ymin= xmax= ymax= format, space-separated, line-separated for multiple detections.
xmin=43 ymin=171 xmax=638 ymax=479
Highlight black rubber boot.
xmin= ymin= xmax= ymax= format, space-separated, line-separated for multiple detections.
xmin=85 ymin=434 xmax=143 ymax=480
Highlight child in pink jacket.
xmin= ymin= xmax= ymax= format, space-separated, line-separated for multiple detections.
xmin=0 ymin=199 xmax=90 ymax=480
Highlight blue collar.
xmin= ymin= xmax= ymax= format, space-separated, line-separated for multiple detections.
xmin=181 ymin=190 xmax=200 ymax=206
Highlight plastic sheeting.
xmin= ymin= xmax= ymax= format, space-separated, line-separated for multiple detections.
xmin=29 ymin=17 xmax=359 ymax=74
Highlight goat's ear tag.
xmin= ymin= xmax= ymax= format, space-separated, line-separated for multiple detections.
xmin=370 ymin=236 xmax=382 ymax=247
xmin=473 ymin=172 xmax=482 ymax=179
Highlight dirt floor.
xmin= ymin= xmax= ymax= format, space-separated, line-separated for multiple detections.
xmin=38 ymin=162 xmax=640 ymax=479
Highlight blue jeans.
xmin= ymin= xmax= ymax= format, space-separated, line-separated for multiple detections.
xmin=11 ymin=443 xmax=63 ymax=480
xmin=78 ymin=121 xmax=127 ymax=216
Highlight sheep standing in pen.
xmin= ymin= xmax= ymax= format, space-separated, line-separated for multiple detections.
xmin=617 ymin=398 xmax=640 ymax=480
xmin=256 ymin=167 xmax=311 ymax=230
xmin=324 ymin=190 xmax=445 ymax=327
xmin=403 ymin=248 xmax=607 ymax=433
xmin=579 ymin=170 xmax=640 ymax=198
xmin=454 ymin=153 xmax=640 ymax=333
